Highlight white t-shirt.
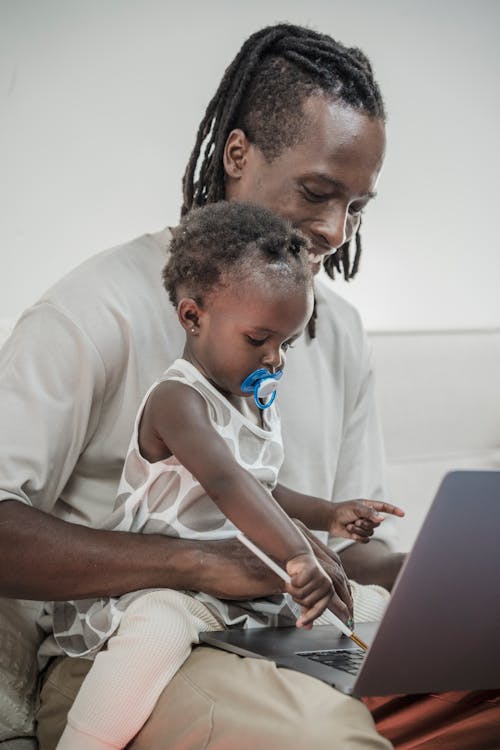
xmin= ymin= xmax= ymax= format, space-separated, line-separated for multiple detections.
xmin=0 ymin=228 xmax=394 ymax=551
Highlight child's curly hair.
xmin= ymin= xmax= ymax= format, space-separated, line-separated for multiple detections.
xmin=163 ymin=201 xmax=312 ymax=307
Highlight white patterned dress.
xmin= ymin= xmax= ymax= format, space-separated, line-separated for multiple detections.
xmin=52 ymin=358 xmax=299 ymax=658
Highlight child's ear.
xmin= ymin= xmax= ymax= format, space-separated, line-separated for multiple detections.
xmin=177 ymin=298 xmax=203 ymax=335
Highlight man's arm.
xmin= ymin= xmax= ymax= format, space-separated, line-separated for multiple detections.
xmin=0 ymin=499 xmax=288 ymax=601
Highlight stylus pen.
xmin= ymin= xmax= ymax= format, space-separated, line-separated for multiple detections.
xmin=237 ymin=532 xmax=368 ymax=651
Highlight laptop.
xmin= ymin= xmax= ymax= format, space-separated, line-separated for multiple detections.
xmin=200 ymin=470 xmax=500 ymax=696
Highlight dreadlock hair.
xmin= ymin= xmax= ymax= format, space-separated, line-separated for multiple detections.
xmin=181 ymin=22 xmax=385 ymax=316
xmin=163 ymin=201 xmax=312 ymax=310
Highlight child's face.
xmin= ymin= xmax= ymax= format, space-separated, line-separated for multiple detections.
xmin=183 ymin=276 xmax=313 ymax=398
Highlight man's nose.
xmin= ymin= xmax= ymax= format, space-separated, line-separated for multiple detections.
xmin=312 ymin=207 xmax=351 ymax=250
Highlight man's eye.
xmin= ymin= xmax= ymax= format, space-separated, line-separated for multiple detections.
xmin=246 ymin=335 xmax=267 ymax=346
xmin=348 ymin=203 xmax=366 ymax=216
xmin=302 ymin=185 xmax=329 ymax=203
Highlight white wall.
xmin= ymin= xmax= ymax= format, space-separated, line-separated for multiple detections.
xmin=1 ymin=0 xmax=499 ymax=329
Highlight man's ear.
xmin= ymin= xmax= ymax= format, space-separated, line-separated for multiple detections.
xmin=223 ymin=129 xmax=251 ymax=179
xmin=177 ymin=297 xmax=203 ymax=335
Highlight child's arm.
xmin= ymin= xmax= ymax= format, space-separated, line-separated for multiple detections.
xmin=272 ymin=484 xmax=404 ymax=543
xmin=141 ymin=381 xmax=333 ymax=622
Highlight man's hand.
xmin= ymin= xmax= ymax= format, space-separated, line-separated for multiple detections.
xmin=191 ymin=536 xmax=287 ymax=600
xmin=328 ymin=500 xmax=405 ymax=543
xmin=291 ymin=520 xmax=353 ymax=625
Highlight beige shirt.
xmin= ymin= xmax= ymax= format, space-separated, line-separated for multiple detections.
xmin=0 ymin=229 xmax=394 ymax=549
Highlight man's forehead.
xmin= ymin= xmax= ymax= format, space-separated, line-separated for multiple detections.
xmin=280 ymin=96 xmax=385 ymax=159
xmin=265 ymin=106 xmax=385 ymax=197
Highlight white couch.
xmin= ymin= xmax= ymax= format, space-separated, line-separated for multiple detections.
xmin=1 ymin=324 xmax=499 ymax=746
xmin=370 ymin=329 xmax=500 ymax=552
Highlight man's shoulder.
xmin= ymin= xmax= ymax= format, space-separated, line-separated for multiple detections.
xmin=42 ymin=229 xmax=171 ymax=311
xmin=16 ymin=228 xmax=177 ymax=366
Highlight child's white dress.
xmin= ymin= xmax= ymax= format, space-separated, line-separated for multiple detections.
xmin=52 ymin=358 xmax=301 ymax=749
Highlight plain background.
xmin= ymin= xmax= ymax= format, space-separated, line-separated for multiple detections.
xmin=1 ymin=0 xmax=499 ymax=329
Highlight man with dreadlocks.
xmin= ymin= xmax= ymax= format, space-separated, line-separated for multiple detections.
xmin=179 ymin=24 xmax=401 ymax=587
xmin=1 ymin=21 xmax=499 ymax=750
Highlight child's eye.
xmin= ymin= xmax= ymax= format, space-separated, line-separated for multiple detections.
xmin=246 ymin=335 xmax=267 ymax=347
xmin=282 ymin=342 xmax=295 ymax=351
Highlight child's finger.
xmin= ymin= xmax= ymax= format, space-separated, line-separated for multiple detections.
xmin=286 ymin=577 xmax=333 ymax=609
xmin=346 ymin=523 xmax=373 ymax=544
xmin=354 ymin=518 xmax=379 ymax=530
xmin=349 ymin=532 xmax=371 ymax=544
xmin=363 ymin=500 xmax=405 ymax=517
xmin=352 ymin=522 xmax=375 ymax=535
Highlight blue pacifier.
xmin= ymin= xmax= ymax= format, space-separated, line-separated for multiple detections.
xmin=240 ymin=368 xmax=283 ymax=410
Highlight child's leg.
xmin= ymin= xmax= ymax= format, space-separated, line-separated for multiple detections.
xmin=56 ymin=589 xmax=222 ymax=750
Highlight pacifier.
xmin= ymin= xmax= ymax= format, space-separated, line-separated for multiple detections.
xmin=240 ymin=368 xmax=283 ymax=410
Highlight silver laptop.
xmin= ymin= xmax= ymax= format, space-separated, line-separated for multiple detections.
xmin=200 ymin=471 xmax=500 ymax=696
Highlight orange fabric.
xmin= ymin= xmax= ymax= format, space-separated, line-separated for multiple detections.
xmin=363 ymin=690 xmax=500 ymax=749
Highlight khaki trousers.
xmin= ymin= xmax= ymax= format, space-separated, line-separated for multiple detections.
xmin=36 ymin=647 xmax=392 ymax=750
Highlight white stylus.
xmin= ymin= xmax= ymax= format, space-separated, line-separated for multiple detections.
xmin=236 ymin=532 xmax=368 ymax=651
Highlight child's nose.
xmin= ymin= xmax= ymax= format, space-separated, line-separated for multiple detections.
xmin=262 ymin=347 xmax=284 ymax=373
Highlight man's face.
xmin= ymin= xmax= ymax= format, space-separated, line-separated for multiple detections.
xmin=225 ymin=96 xmax=386 ymax=274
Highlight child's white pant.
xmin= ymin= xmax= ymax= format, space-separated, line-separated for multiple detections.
xmin=56 ymin=590 xmax=223 ymax=750
xmin=56 ymin=582 xmax=390 ymax=750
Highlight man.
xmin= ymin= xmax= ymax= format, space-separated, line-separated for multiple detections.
xmin=1 ymin=23 xmax=497 ymax=750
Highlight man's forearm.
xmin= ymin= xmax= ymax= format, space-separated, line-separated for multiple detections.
xmin=0 ymin=500 xmax=201 ymax=599
xmin=0 ymin=501 xmax=282 ymax=601
xmin=339 ymin=539 xmax=406 ymax=591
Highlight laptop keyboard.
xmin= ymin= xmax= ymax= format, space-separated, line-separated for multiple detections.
xmin=297 ymin=649 xmax=366 ymax=676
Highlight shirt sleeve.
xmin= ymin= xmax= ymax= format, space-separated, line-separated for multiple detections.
xmin=0 ymin=302 xmax=106 ymax=514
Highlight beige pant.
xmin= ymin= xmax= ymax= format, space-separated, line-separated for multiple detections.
xmin=37 ymin=644 xmax=392 ymax=750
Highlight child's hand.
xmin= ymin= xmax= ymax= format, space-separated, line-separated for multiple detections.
xmin=328 ymin=500 xmax=405 ymax=543
xmin=285 ymin=552 xmax=333 ymax=629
